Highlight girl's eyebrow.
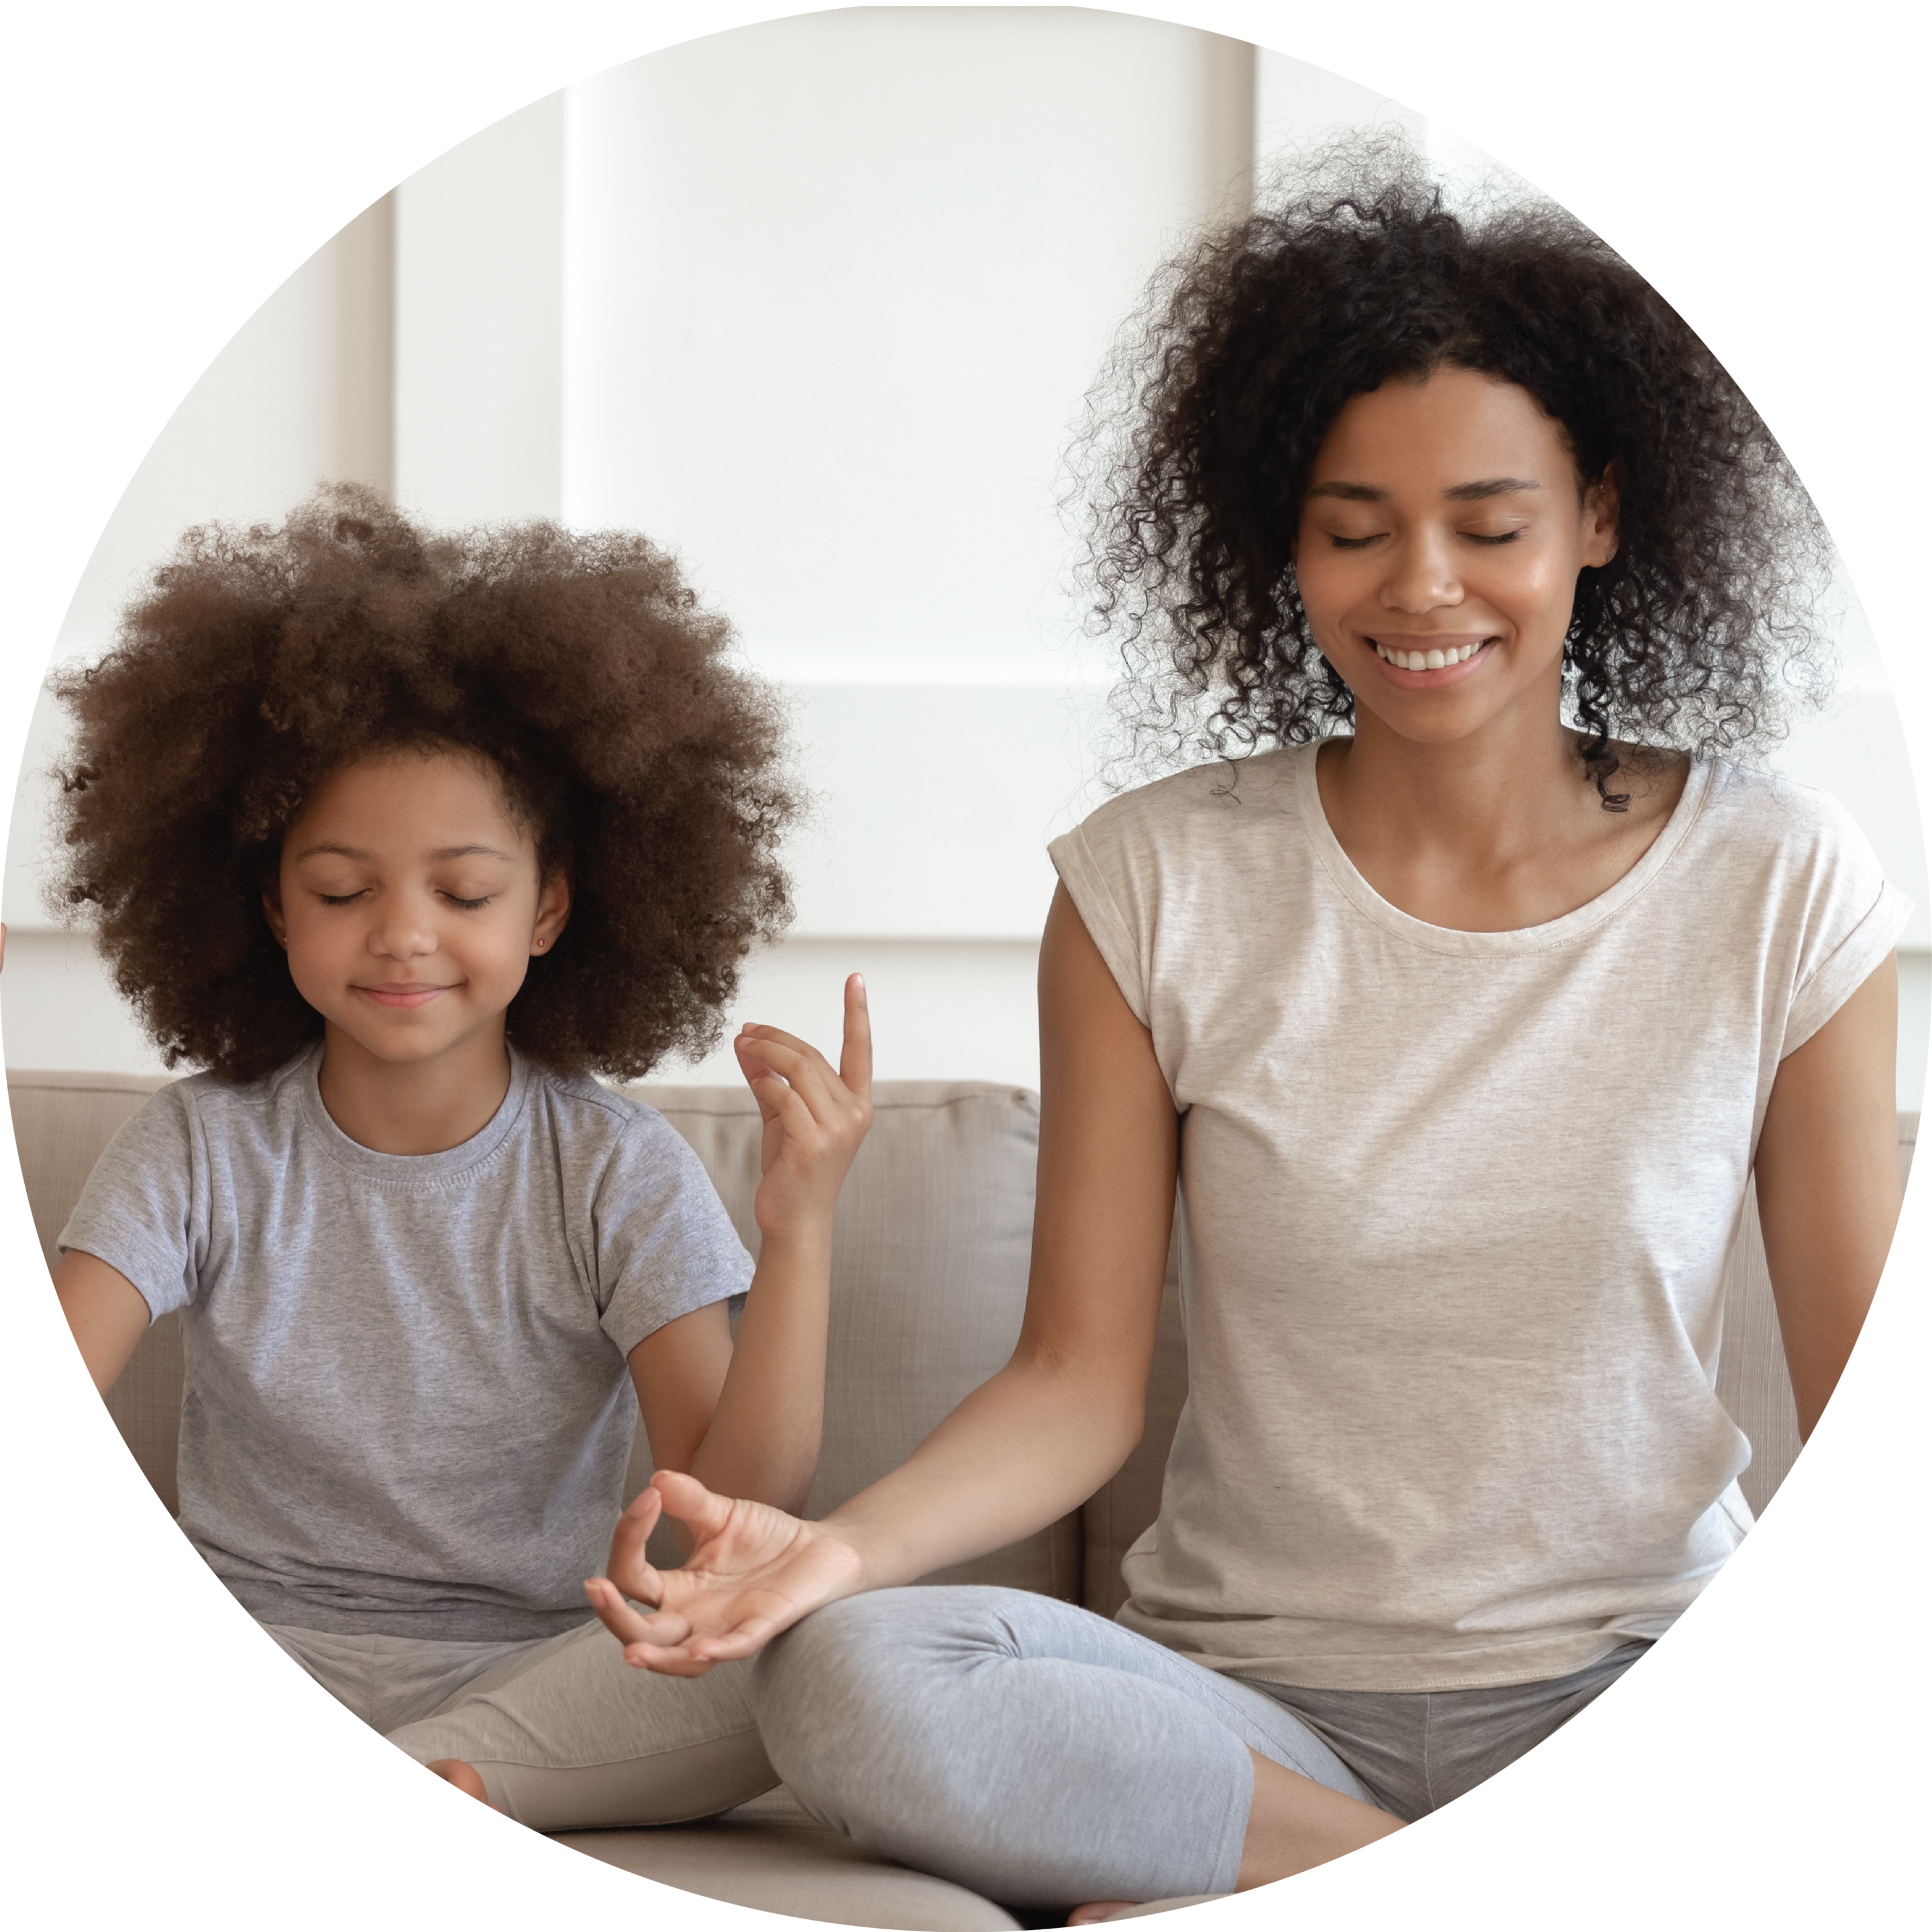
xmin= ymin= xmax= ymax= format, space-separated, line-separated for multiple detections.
xmin=1305 ymin=477 xmax=1544 ymax=502
xmin=291 ymin=841 xmax=519 ymax=863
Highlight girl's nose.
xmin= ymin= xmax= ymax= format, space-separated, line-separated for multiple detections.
xmin=369 ymin=899 xmax=438 ymax=959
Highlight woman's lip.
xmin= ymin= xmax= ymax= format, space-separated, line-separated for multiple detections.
xmin=1364 ymin=635 xmax=1496 ymax=688
xmin=356 ymin=984 xmax=452 ymax=1010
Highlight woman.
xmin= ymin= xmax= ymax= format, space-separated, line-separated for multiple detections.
xmin=583 ymin=149 xmax=1908 ymax=1913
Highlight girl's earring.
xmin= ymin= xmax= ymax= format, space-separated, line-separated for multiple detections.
xmin=534 ymin=938 xmax=547 ymax=950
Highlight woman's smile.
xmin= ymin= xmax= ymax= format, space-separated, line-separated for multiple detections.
xmin=1364 ymin=633 xmax=1495 ymax=682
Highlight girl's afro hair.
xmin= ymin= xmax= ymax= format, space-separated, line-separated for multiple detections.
xmin=50 ymin=483 xmax=798 ymax=1082
xmin=1075 ymin=136 xmax=1834 ymax=806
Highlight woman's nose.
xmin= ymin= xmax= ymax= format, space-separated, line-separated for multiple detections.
xmin=1378 ymin=533 xmax=1463 ymax=614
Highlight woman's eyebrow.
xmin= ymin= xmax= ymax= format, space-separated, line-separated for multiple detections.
xmin=1443 ymin=477 xmax=1542 ymax=500
xmin=1303 ymin=477 xmax=1544 ymax=502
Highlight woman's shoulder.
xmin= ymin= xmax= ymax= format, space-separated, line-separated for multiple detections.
xmin=1058 ymin=744 xmax=1309 ymax=864
xmin=1692 ymin=756 xmax=1886 ymax=876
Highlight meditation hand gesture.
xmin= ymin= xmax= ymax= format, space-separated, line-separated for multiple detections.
xmin=734 ymin=972 xmax=873 ymax=1242
xmin=584 ymin=1470 xmax=865 ymax=1675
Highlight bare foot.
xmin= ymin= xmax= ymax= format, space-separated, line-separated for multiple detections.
xmin=427 ymin=1758 xmax=492 ymax=1807
xmin=1067 ymin=1906 xmax=1138 ymax=1925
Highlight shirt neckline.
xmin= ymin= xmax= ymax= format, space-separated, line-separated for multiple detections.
xmin=1291 ymin=740 xmax=1718 ymax=957
xmin=294 ymin=1039 xmax=534 ymax=1182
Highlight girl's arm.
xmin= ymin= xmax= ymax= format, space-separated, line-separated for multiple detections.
xmin=52 ymin=1250 xmax=153 ymax=1393
xmin=623 ymin=974 xmax=876 ymax=1520
xmin=1754 ymin=952 xmax=1904 ymax=1440
xmin=586 ymin=884 xmax=1179 ymax=1671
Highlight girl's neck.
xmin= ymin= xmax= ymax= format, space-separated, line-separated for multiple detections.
xmin=1314 ymin=700 xmax=1687 ymax=934
xmin=315 ymin=1021 xmax=515 ymax=1155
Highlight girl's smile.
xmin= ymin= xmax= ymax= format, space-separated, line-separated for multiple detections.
xmin=356 ymin=981 xmax=458 ymax=1009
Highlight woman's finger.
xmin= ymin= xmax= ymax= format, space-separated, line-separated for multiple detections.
xmin=839 ymin=973 xmax=873 ymax=1102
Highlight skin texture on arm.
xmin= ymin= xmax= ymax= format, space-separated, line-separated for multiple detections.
xmin=1754 ymin=953 xmax=1902 ymax=1440
xmin=586 ymin=881 xmax=1180 ymax=1669
xmin=52 ymin=1249 xmax=152 ymax=1394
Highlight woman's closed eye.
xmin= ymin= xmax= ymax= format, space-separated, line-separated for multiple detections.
xmin=1322 ymin=527 xmax=1526 ymax=551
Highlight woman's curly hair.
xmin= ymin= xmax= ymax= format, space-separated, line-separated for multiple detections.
xmin=1077 ymin=136 xmax=1833 ymax=806
xmin=50 ymin=484 xmax=797 ymax=1082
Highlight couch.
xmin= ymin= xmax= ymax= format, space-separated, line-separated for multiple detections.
xmin=9 ymin=1067 xmax=1919 ymax=1931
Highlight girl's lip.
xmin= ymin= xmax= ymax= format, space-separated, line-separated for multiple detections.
xmin=356 ymin=983 xmax=452 ymax=1010
xmin=1364 ymin=635 xmax=1496 ymax=690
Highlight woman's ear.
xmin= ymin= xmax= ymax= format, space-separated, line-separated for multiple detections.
xmin=1582 ymin=463 xmax=1620 ymax=568
xmin=531 ymin=868 xmax=571 ymax=956
xmin=262 ymin=878 xmax=289 ymax=951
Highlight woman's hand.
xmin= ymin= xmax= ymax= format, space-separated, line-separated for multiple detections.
xmin=735 ymin=973 xmax=873 ymax=1243
xmin=584 ymin=1469 xmax=867 ymax=1674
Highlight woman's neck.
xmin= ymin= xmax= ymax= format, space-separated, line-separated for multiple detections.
xmin=315 ymin=1022 xmax=515 ymax=1155
xmin=1314 ymin=702 xmax=1688 ymax=934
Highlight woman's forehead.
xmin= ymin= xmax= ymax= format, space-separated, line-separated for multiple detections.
xmin=1307 ymin=370 xmax=1579 ymax=496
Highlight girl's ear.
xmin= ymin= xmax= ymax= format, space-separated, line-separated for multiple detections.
xmin=262 ymin=878 xmax=290 ymax=951
xmin=531 ymin=867 xmax=571 ymax=956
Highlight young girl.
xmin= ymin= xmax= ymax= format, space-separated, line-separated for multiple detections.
xmin=49 ymin=486 xmax=872 ymax=1829
xmin=581 ymin=145 xmax=1909 ymax=1911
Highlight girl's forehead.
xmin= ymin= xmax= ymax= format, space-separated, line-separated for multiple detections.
xmin=287 ymin=748 xmax=533 ymax=856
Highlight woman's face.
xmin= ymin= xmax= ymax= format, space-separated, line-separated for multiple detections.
xmin=262 ymin=748 xmax=570 ymax=1069
xmin=1293 ymin=365 xmax=1618 ymax=753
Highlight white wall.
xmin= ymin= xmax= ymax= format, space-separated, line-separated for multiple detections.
xmin=5 ymin=11 xmax=1926 ymax=1110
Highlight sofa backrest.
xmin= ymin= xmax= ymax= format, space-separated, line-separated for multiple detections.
xmin=9 ymin=1067 xmax=1918 ymax=1619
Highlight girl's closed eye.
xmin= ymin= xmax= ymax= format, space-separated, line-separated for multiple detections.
xmin=442 ymin=892 xmax=495 ymax=911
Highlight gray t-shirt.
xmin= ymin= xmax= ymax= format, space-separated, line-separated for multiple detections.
xmin=1051 ymin=746 xmax=1911 ymax=1693
xmin=60 ymin=1043 xmax=753 ymax=1640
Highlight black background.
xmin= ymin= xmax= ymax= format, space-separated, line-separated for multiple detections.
xmin=11 ymin=15 xmax=1916 ymax=1916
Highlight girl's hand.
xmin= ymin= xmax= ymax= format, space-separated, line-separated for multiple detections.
xmin=584 ymin=1469 xmax=867 ymax=1675
xmin=734 ymin=973 xmax=873 ymax=1243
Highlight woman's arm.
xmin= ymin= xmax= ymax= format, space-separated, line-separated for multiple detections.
xmin=1754 ymin=953 xmax=1903 ymax=1440
xmin=586 ymin=883 xmax=1180 ymax=1669
xmin=52 ymin=1249 xmax=153 ymax=1394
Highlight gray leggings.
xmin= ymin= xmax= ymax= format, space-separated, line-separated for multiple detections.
xmin=752 ymin=1586 xmax=1644 ymax=1909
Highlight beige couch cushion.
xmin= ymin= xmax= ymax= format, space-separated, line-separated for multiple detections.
xmin=11 ymin=1068 xmax=1917 ymax=1591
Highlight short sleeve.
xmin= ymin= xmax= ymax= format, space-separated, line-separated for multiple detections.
xmin=1778 ymin=792 xmax=1915 ymax=1057
xmin=592 ymin=1112 xmax=755 ymax=1357
xmin=1049 ymin=817 xmax=1154 ymax=1027
xmin=55 ymin=1083 xmax=202 ymax=1321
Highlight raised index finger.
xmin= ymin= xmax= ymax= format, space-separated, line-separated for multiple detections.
xmin=840 ymin=973 xmax=872 ymax=1102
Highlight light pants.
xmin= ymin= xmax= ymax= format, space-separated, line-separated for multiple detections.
xmin=752 ymin=1587 xmax=1645 ymax=1909
xmin=266 ymin=1617 xmax=777 ymax=1830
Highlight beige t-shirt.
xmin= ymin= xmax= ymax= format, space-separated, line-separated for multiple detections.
xmin=1049 ymin=744 xmax=1911 ymax=1692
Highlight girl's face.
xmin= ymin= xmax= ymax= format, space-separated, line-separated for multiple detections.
xmin=262 ymin=749 xmax=570 ymax=1071
xmin=1293 ymin=364 xmax=1619 ymax=753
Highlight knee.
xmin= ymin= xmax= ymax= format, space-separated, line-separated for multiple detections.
xmin=752 ymin=1587 xmax=1019 ymax=1792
